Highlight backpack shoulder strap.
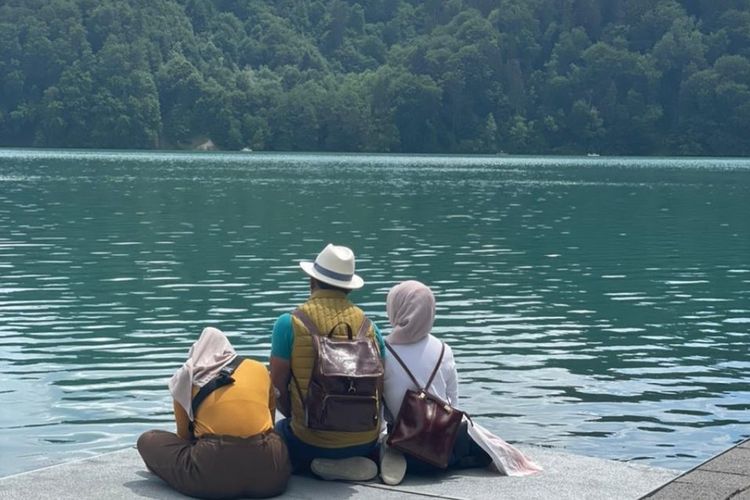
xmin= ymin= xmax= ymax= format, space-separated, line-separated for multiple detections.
xmin=385 ymin=342 xmax=423 ymax=390
xmin=356 ymin=316 xmax=371 ymax=339
xmin=289 ymin=309 xmax=319 ymax=412
xmin=424 ymin=342 xmax=445 ymax=391
xmin=190 ymin=355 xmax=244 ymax=421
xmin=292 ymin=309 xmax=321 ymax=336
xmin=385 ymin=341 xmax=445 ymax=393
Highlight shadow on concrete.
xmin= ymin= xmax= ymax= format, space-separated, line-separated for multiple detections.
xmin=123 ymin=468 xmax=371 ymax=500
xmin=122 ymin=471 xmax=187 ymax=499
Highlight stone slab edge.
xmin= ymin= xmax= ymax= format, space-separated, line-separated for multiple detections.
xmin=640 ymin=437 xmax=750 ymax=499
xmin=0 ymin=445 xmax=679 ymax=500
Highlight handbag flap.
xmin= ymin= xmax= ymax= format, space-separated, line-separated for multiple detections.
xmin=314 ymin=335 xmax=384 ymax=377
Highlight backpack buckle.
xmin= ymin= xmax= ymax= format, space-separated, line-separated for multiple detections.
xmin=218 ymin=366 xmax=235 ymax=383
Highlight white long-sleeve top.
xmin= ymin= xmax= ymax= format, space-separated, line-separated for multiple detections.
xmin=382 ymin=334 xmax=459 ymax=422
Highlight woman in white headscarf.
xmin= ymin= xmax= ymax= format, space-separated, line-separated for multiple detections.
xmin=137 ymin=327 xmax=291 ymax=499
xmin=382 ymin=280 xmax=458 ymax=420
xmin=380 ymin=281 xmax=541 ymax=485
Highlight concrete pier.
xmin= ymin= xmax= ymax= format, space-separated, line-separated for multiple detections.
xmin=0 ymin=445 xmax=677 ymax=500
xmin=641 ymin=438 xmax=750 ymax=500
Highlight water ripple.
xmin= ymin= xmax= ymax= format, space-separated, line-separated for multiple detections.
xmin=0 ymin=151 xmax=749 ymax=475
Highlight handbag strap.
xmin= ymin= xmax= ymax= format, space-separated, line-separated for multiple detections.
xmin=385 ymin=341 xmax=445 ymax=392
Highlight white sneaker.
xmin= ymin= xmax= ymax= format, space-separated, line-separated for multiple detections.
xmin=379 ymin=441 xmax=407 ymax=485
xmin=310 ymin=457 xmax=378 ymax=482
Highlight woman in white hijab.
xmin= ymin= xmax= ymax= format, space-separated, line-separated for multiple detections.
xmin=137 ymin=327 xmax=291 ymax=499
xmin=380 ymin=281 xmax=541 ymax=485
xmin=382 ymin=280 xmax=458 ymax=421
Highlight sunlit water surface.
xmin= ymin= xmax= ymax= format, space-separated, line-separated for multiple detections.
xmin=0 ymin=150 xmax=748 ymax=476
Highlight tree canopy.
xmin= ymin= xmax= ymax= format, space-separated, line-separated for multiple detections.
xmin=2 ymin=0 xmax=750 ymax=155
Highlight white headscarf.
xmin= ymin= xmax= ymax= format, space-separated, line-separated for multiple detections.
xmin=386 ymin=280 xmax=436 ymax=345
xmin=168 ymin=327 xmax=237 ymax=420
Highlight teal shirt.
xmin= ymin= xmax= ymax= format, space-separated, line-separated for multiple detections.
xmin=271 ymin=312 xmax=386 ymax=360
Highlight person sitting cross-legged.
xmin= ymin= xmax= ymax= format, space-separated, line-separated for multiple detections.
xmin=269 ymin=243 xmax=386 ymax=482
xmin=137 ymin=327 xmax=291 ymax=499
xmin=380 ymin=280 xmax=542 ymax=485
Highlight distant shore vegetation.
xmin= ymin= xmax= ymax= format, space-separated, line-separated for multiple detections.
xmin=1 ymin=0 xmax=750 ymax=155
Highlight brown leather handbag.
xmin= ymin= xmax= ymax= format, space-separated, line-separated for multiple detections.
xmin=385 ymin=341 xmax=465 ymax=469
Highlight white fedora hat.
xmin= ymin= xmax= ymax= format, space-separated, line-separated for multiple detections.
xmin=299 ymin=244 xmax=364 ymax=289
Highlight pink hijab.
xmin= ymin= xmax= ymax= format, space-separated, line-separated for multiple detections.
xmin=386 ymin=280 xmax=436 ymax=345
xmin=168 ymin=327 xmax=237 ymax=420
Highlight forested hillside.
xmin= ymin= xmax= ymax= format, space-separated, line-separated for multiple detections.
xmin=2 ymin=0 xmax=750 ymax=154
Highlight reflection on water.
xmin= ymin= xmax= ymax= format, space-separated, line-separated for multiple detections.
xmin=0 ymin=150 xmax=749 ymax=475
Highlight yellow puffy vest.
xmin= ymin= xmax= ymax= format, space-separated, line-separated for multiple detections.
xmin=289 ymin=290 xmax=380 ymax=448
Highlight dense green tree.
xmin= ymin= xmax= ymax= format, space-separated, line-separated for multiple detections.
xmin=1 ymin=0 xmax=750 ymax=154
xmin=320 ymin=75 xmax=373 ymax=151
xmin=157 ymin=54 xmax=205 ymax=145
xmin=270 ymin=80 xmax=327 ymax=150
xmin=676 ymin=54 xmax=750 ymax=154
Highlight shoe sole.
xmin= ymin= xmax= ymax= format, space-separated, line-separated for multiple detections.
xmin=311 ymin=457 xmax=378 ymax=482
xmin=380 ymin=447 xmax=407 ymax=485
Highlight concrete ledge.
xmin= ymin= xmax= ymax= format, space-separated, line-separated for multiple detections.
xmin=0 ymin=445 xmax=677 ymax=499
xmin=641 ymin=438 xmax=750 ymax=500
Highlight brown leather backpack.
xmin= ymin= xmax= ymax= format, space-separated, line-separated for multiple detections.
xmin=385 ymin=341 xmax=467 ymax=468
xmin=291 ymin=309 xmax=384 ymax=432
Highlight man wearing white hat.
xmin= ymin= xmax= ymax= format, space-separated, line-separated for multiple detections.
xmin=269 ymin=243 xmax=386 ymax=481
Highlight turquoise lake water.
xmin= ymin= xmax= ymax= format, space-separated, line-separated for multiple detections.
xmin=0 ymin=150 xmax=748 ymax=476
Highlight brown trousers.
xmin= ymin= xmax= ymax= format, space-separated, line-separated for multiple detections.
xmin=137 ymin=430 xmax=291 ymax=499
